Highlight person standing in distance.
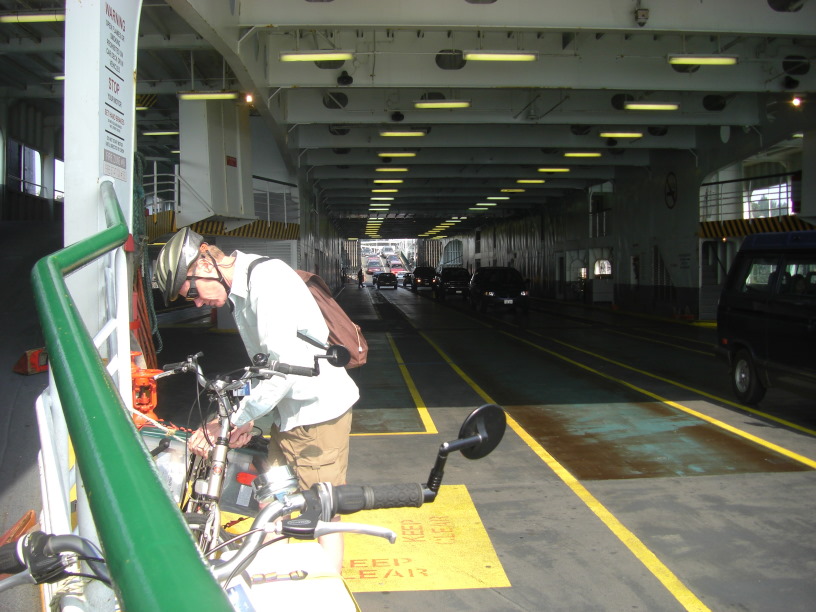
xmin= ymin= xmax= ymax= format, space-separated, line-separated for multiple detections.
xmin=357 ymin=267 xmax=364 ymax=288
xmin=153 ymin=228 xmax=359 ymax=571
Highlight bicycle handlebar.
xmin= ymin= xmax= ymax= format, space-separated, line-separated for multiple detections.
xmin=0 ymin=532 xmax=110 ymax=593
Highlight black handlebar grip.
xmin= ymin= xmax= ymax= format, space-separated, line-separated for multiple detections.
xmin=272 ymin=363 xmax=315 ymax=377
xmin=334 ymin=483 xmax=424 ymax=514
xmin=0 ymin=541 xmax=25 ymax=575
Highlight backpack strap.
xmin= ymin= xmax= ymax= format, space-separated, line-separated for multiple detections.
xmin=246 ymin=256 xmax=271 ymax=286
xmin=247 ymin=258 xmax=331 ymax=352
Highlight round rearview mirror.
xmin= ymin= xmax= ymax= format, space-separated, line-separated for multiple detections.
xmin=326 ymin=345 xmax=351 ymax=368
xmin=458 ymin=404 xmax=506 ymax=459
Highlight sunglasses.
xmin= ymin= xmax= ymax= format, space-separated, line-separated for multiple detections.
xmin=183 ymin=276 xmax=206 ymax=301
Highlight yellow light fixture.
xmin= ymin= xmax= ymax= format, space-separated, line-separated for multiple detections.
xmin=668 ymin=54 xmax=738 ymax=66
xmin=170 ymin=150 xmax=181 ymax=154
xmin=537 ymin=167 xmax=571 ymax=172
xmin=142 ymin=131 xmax=180 ymax=136
xmin=379 ymin=129 xmax=427 ymax=137
xmin=414 ymin=100 xmax=471 ymax=109
xmin=564 ymin=152 xmax=602 ymax=158
xmin=135 ymin=106 xmax=149 ymax=111
xmin=370 ymin=197 xmax=394 ymax=201
xmin=475 ymin=202 xmax=497 ymax=206
xmin=624 ymin=101 xmax=679 ymax=111
xmin=373 ymin=179 xmax=404 ymax=184
xmin=178 ymin=91 xmax=240 ymax=101
xmin=501 ymin=188 xmax=526 ymax=192
xmin=53 ymin=74 xmax=65 ymax=81
xmin=377 ymin=152 xmax=416 ymax=157
xmin=599 ymin=132 xmax=643 ymax=138
xmin=469 ymin=207 xmax=489 ymax=211
xmin=372 ymin=189 xmax=399 ymax=193
xmin=463 ymin=50 xmax=537 ymax=62
xmin=280 ymin=50 xmax=354 ymax=62
xmin=487 ymin=196 xmax=509 ymax=200
xmin=517 ymin=179 xmax=545 ymax=184
xmin=347 ymin=237 xmax=358 ymax=241
xmin=0 ymin=11 xmax=64 ymax=22
xmin=375 ymin=167 xmax=409 ymax=172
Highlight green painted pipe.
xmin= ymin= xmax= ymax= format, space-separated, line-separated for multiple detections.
xmin=31 ymin=181 xmax=231 ymax=610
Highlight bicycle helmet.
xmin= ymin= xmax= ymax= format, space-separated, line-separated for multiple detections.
xmin=153 ymin=228 xmax=203 ymax=305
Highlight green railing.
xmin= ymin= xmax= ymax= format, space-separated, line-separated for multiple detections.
xmin=30 ymin=179 xmax=232 ymax=610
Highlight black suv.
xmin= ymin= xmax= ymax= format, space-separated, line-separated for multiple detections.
xmin=433 ymin=267 xmax=471 ymax=301
xmin=469 ymin=266 xmax=529 ymax=313
xmin=716 ymin=231 xmax=816 ymax=404
xmin=411 ymin=266 xmax=436 ymax=292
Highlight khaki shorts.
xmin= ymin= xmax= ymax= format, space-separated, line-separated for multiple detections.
xmin=267 ymin=410 xmax=352 ymax=490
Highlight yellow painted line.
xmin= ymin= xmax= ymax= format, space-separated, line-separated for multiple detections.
xmin=352 ymin=333 xmax=437 ymax=436
xmin=535 ymin=332 xmax=816 ymax=447
xmin=604 ymin=328 xmax=713 ymax=356
xmin=418 ymin=331 xmax=712 ymax=612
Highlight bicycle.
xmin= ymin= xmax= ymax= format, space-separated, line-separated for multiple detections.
xmin=0 ymin=344 xmax=506 ymax=609
xmin=148 ymin=342 xmax=351 ymax=555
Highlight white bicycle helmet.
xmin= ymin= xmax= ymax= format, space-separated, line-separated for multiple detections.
xmin=153 ymin=228 xmax=203 ymax=305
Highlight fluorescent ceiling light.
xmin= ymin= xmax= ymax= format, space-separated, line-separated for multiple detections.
xmin=375 ymin=167 xmax=408 ymax=172
xmin=379 ymin=129 xmax=426 ymax=137
xmin=487 ymin=196 xmax=509 ymax=200
xmin=668 ymin=54 xmax=738 ymax=66
xmin=178 ymin=91 xmax=240 ymax=101
xmin=169 ymin=150 xmax=181 ymax=154
xmin=53 ymin=75 xmax=65 ymax=81
xmin=373 ymin=179 xmax=403 ymax=184
xmin=475 ymin=202 xmax=497 ymax=206
xmin=624 ymin=101 xmax=679 ymax=111
xmin=537 ymin=168 xmax=570 ymax=173
xmin=564 ymin=152 xmax=601 ymax=158
xmin=793 ymin=132 xmax=804 ymax=138
xmin=135 ymin=106 xmax=149 ymax=111
xmin=377 ymin=152 xmax=416 ymax=157
xmin=599 ymin=132 xmax=643 ymax=138
xmin=414 ymin=100 xmax=471 ymax=109
xmin=0 ymin=12 xmax=64 ymax=23
xmin=502 ymin=188 xmax=526 ymax=192
xmin=280 ymin=50 xmax=354 ymax=62
xmin=372 ymin=189 xmax=398 ymax=193
xmin=370 ymin=197 xmax=394 ymax=201
xmin=142 ymin=131 xmax=179 ymax=136
xmin=463 ymin=50 xmax=537 ymax=62
xmin=347 ymin=238 xmax=358 ymax=241
xmin=517 ymin=179 xmax=545 ymax=184
xmin=468 ymin=207 xmax=489 ymax=211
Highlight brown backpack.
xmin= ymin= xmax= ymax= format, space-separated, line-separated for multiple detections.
xmin=247 ymin=258 xmax=368 ymax=368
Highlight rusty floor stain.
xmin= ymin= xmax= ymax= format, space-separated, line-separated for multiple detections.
xmin=509 ymin=402 xmax=812 ymax=480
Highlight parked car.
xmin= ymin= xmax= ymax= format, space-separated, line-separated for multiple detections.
xmin=411 ymin=266 xmax=436 ymax=292
xmin=433 ymin=267 xmax=471 ymax=301
xmin=715 ymin=231 xmax=816 ymax=404
xmin=376 ymin=272 xmax=398 ymax=289
xmin=469 ymin=266 xmax=530 ymax=313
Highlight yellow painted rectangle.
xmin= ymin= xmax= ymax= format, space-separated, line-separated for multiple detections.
xmin=342 ymin=484 xmax=510 ymax=592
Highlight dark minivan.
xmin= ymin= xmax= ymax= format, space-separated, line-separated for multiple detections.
xmin=469 ymin=266 xmax=529 ymax=313
xmin=433 ymin=267 xmax=470 ymax=301
xmin=716 ymin=231 xmax=816 ymax=404
xmin=411 ymin=266 xmax=436 ymax=292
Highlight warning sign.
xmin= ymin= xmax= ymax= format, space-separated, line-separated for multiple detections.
xmin=342 ymin=484 xmax=510 ymax=592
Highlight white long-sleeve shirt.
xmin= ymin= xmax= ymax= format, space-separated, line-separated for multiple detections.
xmin=227 ymin=253 xmax=360 ymax=431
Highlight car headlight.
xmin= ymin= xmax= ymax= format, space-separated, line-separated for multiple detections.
xmin=484 ymin=291 xmax=495 ymax=297
xmin=520 ymin=290 xmax=529 ymax=296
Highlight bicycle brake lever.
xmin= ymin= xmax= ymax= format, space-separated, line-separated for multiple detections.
xmin=313 ymin=521 xmax=397 ymax=544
